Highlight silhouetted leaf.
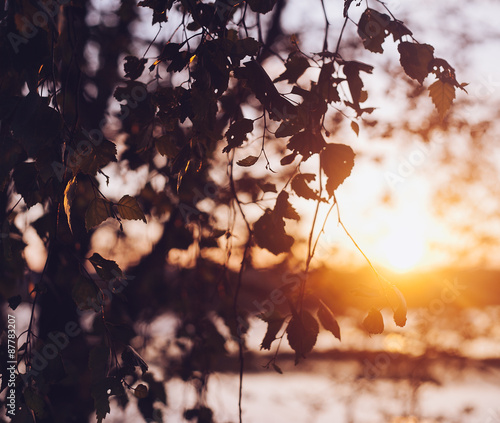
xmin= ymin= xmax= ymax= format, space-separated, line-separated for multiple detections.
xmin=272 ymin=363 xmax=283 ymax=374
xmin=167 ymin=51 xmax=191 ymax=72
xmin=91 ymin=381 xmax=110 ymax=423
xmin=428 ymin=79 xmax=455 ymax=119
xmin=223 ymin=118 xmax=254 ymax=152
xmin=122 ymin=345 xmax=149 ymax=374
xmin=89 ymin=253 xmax=123 ymax=281
xmin=291 ymin=173 xmax=324 ymax=202
xmin=257 ymin=181 xmax=277 ymax=193
xmin=124 ymin=56 xmax=147 ymax=80
xmin=117 ymin=195 xmax=147 ymax=223
xmin=138 ymin=0 xmax=171 ymax=23
xmin=85 ymin=198 xmax=114 ymax=231
xmin=358 ymin=9 xmax=390 ymax=53
xmin=273 ymin=53 xmax=310 ymax=84
xmin=286 ymin=310 xmax=319 ymax=364
xmin=159 ymin=42 xmax=182 ymax=60
xmin=134 ymin=384 xmax=149 ymax=399
xmin=321 ymin=143 xmax=355 ymax=196
xmin=351 ymin=121 xmax=360 ymax=136
xmin=391 ymin=285 xmax=407 ymax=327
xmin=280 ymin=152 xmax=297 ymax=166
xmin=317 ymin=301 xmax=341 ymax=340
xmin=317 ymin=61 xmax=341 ymax=104
xmin=287 ymin=130 xmax=326 ymax=160
xmin=8 ymin=295 xmax=22 ymax=310
xmin=343 ymin=61 xmax=373 ymax=111
xmin=74 ymin=139 xmax=117 ymax=176
xmin=363 ymin=308 xmax=384 ymax=334
xmin=398 ymin=42 xmax=434 ymax=84
xmin=259 ymin=313 xmax=285 ymax=350
xmin=237 ymin=155 xmax=259 ymax=167
xmin=234 ymin=37 xmax=261 ymax=58
xmin=13 ymin=162 xmax=41 ymax=208
xmin=254 ymin=209 xmax=294 ymax=255
xmin=235 ymin=61 xmax=298 ymax=120
xmin=387 ymin=20 xmax=412 ymax=41
xmin=247 ymin=0 xmax=277 ymax=14
xmin=275 ymin=119 xmax=305 ymax=138
xmin=274 ymin=191 xmax=300 ymax=221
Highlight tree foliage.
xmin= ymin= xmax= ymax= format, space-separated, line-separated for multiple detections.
xmin=0 ymin=0 xmax=463 ymax=421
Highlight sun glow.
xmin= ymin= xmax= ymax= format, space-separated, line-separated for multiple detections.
xmin=376 ymin=215 xmax=427 ymax=273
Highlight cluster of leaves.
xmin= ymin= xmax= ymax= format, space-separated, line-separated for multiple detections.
xmin=0 ymin=0 xmax=464 ymax=420
xmin=259 ymin=279 xmax=407 ymax=367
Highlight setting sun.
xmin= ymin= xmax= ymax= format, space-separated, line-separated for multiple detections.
xmin=378 ymin=226 xmax=426 ymax=272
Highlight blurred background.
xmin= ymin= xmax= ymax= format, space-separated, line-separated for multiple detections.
xmin=6 ymin=0 xmax=500 ymax=422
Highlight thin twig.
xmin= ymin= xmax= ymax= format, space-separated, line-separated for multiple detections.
xmin=229 ymin=153 xmax=252 ymax=423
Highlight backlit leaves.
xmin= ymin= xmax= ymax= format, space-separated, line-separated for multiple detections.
xmin=291 ymin=173 xmax=324 ymax=202
xmin=317 ymin=301 xmax=341 ymax=341
xmin=428 ymin=79 xmax=456 ymax=120
xmin=398 ymin=42 xmax=435 ymax=84
xmin=63 ymin=176 xmax=77 ymax=232
xmin=237 ymin=155 xmax=259 ymax=167
xmin=286 ymin=310 xmax=319 ymax=364
xmin=72 ymin=139 xmax=118 ymax=176
xmin=254 ymin=209 xmax=294 ymax=255
xmin=287 ymin=130 xmax=326 ymax=160
xmin=8 ymin=295 xmax=22 ymax=310
xmin=273 ymin=53 xmax=310 ymax=84
xmin=351 ymin=121 xmax=360 ymax=136
xmin=85 ymin=199 xmax=114 ymax=231
xmin=358 ymin=9 xmax=391 ymax=53
xmin=343 ymin=61 xmax=373 ymax=114
xmin=363 ymin=308 xmax=384 ymax=334
xmin=134 ymin=384 xmax=148 ymax=399
xmin=138 ymin=0 xmax=172 ymax=24
xmin=391 ymin=285 xmax=408 ymax=327
xmin=321 ymin=143 xmax=356 ymax=197
xmin=122 ymin=345 xmax=149 ymax=374
xmin=274 ymin=191 xmax=300 ymax=221
xmin=259 ymin=312 xmax=286 ymax=350
xmin=117 ymin=195 xmax=147 ymax=223
xmin=316 ymin=61 xmax=341 ymax=104
xmin=247 ymin=0 xmax=277 ymax=14
xmin=13 ymin=162 xmax=41 ymax=208
xmin=88 ymin=253 xmax=123 ymax=281
xmin=223 ymin=118 xmax=254 ymax=152
xmin=89 ymin=346 xmax=113 ymax=423
xmin=233 ymin=37 xmax=261 ymax=59
xmin=235 ymin=61 xmax=298 ymax=121
xmin=124 ymin=56 xmax=147 ymax=80
xmin=387 ymin=20 xmax=412 ymax=41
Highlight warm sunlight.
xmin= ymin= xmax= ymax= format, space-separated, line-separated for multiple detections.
xmin=376 ymin=216 xmax=426 ymax=273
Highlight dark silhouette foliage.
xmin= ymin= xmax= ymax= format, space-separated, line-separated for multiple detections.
xmin=0 ymin=0 xmax=463 ymax=421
